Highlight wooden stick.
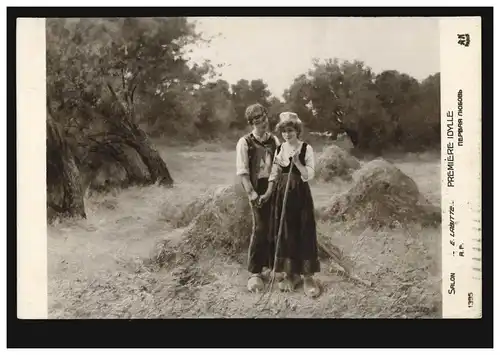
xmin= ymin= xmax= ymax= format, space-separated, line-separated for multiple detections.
xmin=317 ymin=239 xmax=373 ymax=288
xmin=267 ymin=161 xmax=294 ymax=290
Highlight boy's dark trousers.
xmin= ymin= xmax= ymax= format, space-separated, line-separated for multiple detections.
xmin=247 ymin=178 xmax=274 ymax=274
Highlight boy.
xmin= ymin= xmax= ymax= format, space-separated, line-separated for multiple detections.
xmin=235 ymin=103 xmax=281 ymax=292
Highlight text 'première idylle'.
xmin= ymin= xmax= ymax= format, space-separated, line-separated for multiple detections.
xmin=446 ymin=89 xmax=465 ymax=188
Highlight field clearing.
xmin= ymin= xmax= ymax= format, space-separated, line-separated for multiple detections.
xmin=48 ymin=142 xmax=442 ymax=318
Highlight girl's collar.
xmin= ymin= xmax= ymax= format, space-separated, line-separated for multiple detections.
xmin=284 ymin=140 xmax=303 ymax=148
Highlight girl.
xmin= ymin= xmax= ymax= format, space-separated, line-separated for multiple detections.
xmin=259 ymin=112 xmax=321 ymax=298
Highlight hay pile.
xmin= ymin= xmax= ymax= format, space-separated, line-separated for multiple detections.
xmin=160 ymin=188 xmax=220 ymax=229
xmin=183 ymin=184 xmax=253 ymax=254
xmin=149 ymin=182 xmax=352 ymax=275
xmin=149 ymin=183 xmax=254 ymax=269
xmin=321 ymin=158 xmax=440 ymax=228
xmin=316 ymin=144 xmax=361 ymax=181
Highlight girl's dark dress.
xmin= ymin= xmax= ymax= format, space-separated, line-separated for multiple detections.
xmin=268 ymin=142 xmax=321 ymax=275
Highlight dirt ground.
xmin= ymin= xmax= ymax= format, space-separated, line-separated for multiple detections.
xmin=48 ymin=142 xmax=442 ymax=318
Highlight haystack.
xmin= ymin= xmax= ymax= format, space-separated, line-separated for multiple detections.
xmin=147 ymin=182 xmax=368 ymax=285
xmin=164 ymin=188 xmax=224 ymax=229
xmin=149 ymin=183 xmax=253 ymax=269
xmin=183 ymin=184 xmax=253 ymax=255
xmin=316 ymin=144 xmax=361 ymax=182
xmin=321 ymin=158 xmax=440 ymax=228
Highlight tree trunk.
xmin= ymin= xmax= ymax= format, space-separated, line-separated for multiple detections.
xmin=126 ymin=122 xmax=174 ymax=186
xmin=126 ymin=136 xmax=174 ymax=186
xmin=47 ymin=114 xmax=86 ymax=221
xmin=86 ymin=140 xmax=149 ymax=187
xmin=97 ymin=91 xmax=174 ymax=187
xmin=60 ymin=148 xmax=87 ymax=218
xmin=344 ymin=127 xmax=359 ymax=147
xmin=114 ymin=147 xmax=150 ymax=186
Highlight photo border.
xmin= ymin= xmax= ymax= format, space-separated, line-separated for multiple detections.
xmin=8 ymin=6 xmax=493 ymax=348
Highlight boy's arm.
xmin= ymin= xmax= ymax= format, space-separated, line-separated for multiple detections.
xmin=260 ymin=149 xmax=280 ymax=203
xmin=239 ymin=175 xmax=258 ymax=201
xmin=236 ymin=138 xmax=258 ymax=201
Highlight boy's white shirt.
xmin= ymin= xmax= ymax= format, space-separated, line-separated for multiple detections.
xmin=269 ymin=141 xmax=316 ymax=182
xmin=235 ymin=131 xmax=281 ymax=179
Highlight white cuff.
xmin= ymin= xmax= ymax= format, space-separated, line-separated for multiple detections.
xmin=301 ymin=166 xmax=315 ymax=182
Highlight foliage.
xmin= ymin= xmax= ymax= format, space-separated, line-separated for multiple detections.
xmin=46 ymin=18 xmax=212 ymax=137
xmin=46 ymin=18 xmax=441 ymax=207
xmin=282 ymin=59 xmax=440 ymax=153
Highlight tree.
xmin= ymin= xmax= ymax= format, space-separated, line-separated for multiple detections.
xmin=230 ymin=79 xmax=273 ymax=130
xmin=46 ymin=17 xmax=212 ymax=220
xmin=285 ymin=59 xmax=391 ymax=152
xmin=46 ymin=111 xmax=86 ymax=222
xmin=267 ymin=97 xmax=287 ymax=130
xmin=397 ymin=73 xmax=440 ymax=150
xmin=230 ymin=79 xmax=252 ymax=130
xmin=195 ymin=79 xmax=236 ymax=138
xmin=374 ymin=70 xmax=421 ymax=146
xmin=282 ymin=74 xmax=315 ymax=130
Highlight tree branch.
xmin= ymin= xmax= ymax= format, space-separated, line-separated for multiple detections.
xmin=106 ymin=82 xmax=120 ymax=102
xmin=121 ymin=68 xmax=126 ymax=91
xmin=130 ymin=85 xmax=137 ymax=105
xmin=128 ymin=71 xmax=140 ymax=91
xmin=87 ymin=132 xmax=127 ymax=141
xmin=106 ymin=82 xmax=128 ymax=117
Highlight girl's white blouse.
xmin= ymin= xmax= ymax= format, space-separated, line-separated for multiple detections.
xmin=269 ymin=141 xmax=316 ymax=182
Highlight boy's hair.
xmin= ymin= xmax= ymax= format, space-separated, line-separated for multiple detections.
xmin=245 ymin=103 xmax=268 ymax=125
xmin=275 ymin=112 xmax=303 ymax=138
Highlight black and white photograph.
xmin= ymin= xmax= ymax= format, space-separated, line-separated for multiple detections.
xmin=42 ymin=16 xmax=449 ymax=319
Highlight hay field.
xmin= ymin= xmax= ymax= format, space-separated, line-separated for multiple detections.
xmin=48 ymin=141 xmax=442 ymax=318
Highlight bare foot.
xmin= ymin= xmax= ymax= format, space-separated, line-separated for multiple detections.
xmin=261 ymin=268 xmax=284 ymax=282
xmin=303 ymin=276 xmax=321 ymax=298
xmin=247 ymin=274 xmax=264 ymax=292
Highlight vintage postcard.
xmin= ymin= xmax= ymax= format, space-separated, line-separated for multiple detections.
xmin=16 ymin=15 xmax=483 ymax=321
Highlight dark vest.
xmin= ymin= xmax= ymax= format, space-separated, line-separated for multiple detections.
xmin=245 ymin=133 xmax=279 ymax=189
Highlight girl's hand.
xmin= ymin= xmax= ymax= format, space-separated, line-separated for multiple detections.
xmin=291 ymin=149 xmax=301 ymax=165
xmin=258 ymin=191 xmax=272 ymax=205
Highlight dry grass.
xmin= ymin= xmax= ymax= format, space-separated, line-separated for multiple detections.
xmin=48 ymin=142 xmax=442 ymax=319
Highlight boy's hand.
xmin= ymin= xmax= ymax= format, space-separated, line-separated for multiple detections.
xmin=249 ymin=190 xmax=259 ymax=203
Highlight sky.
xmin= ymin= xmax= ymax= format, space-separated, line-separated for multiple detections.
xmin=187 ymin=17 xmax=440 ymax=99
